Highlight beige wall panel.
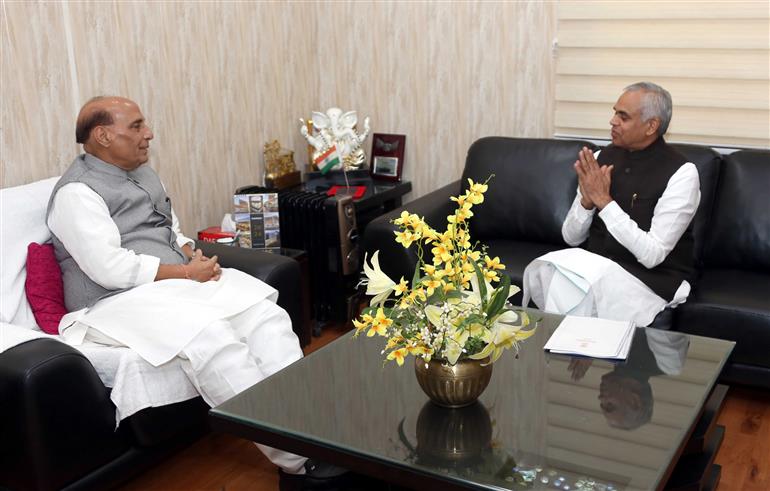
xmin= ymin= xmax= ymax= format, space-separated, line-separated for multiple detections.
xmin=557 ymin=48 xmax=769 ymax=80
xmin=556 ymin=75 xmax=770 ymax=110
xmin=309 ymin=1 xmax=557 ymax=200
xmin=559 ymin=1 xmax=769 ymax=20
xmin=2 ymin=2 xmax=555 ymax=235
xmin=0 ymin=2 xmax=556 ymax=235
xmin=0 ymin=2 xmax=77 ymax=185
xmin=1 ymin=2 xmax=317 ymax=235
xmin=560 ymin=19 xmax=769 ymax=49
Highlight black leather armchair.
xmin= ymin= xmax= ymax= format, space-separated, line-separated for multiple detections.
xmin=364 ymin=137 xmax=770 ymax=388
xmin=0 ymin=243 xmax=302 ymax=491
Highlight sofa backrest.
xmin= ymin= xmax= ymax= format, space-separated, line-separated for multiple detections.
xmin=0 ymin=177 xmax=59 ymax=327
xmin=668 ymin=143 xmax=722 ymax=267
xmin=703 ymin=149 xmax=770 ymax=271
xmin=461 ymin=137 xmax=598 ymax=245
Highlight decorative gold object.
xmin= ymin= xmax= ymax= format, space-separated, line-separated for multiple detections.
xmin=263 ymin=140 xmax=300 ymax=189
xmin=414 ymin=357 xmax=493 ymax=408
xmin=415 ymin=401 xmax=492 ymax=466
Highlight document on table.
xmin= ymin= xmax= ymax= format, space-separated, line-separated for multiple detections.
xmin=544 ymin=315 xmax=635 ymax=360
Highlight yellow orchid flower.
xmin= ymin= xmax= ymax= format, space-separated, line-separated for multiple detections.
xmin=387 ymin=347 xmax=409 ymax=366
xmin=367 ymin=308 xmax=393 ymax=337
xmin=352 ymin=317 xmax=368 ymax=334
xmin=422 ymin=278 xmax=442 ymax=296
xmin=408 ymin=344 xmax=433 ymax=358
xmin=484 ymin=269 xmax=500 ymax=283
xmin=468 ymin=178 xmax=488 ymax=194
xmin=385 ymin=334 xmax=404 ymax=349
xmin=394 ymin=230 xmax=416 ymax=248
xmin=362 ymin=251 xmax=397 ymax=306
xmin=484 ymin=255 xmax=505 ymax=271
xmin=394 ymin=277 xmax=409 ymax=296
xmin=431 ymin=241 xmax=453 ymax=264
xmin=392 ymin=210 xmax=411 ymax=226
xmin=450 ymin=193 xmax=469 ymax=206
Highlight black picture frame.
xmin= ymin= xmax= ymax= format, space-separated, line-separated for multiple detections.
xmin=370 ymin=133 xmax=405 ymax=182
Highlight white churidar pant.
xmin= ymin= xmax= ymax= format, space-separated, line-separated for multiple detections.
xmin=178 ymin=300 xmax=306 ymax=473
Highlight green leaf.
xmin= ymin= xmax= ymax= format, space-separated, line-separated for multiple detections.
xmin=486 ymin=274 xmax=511 ymax=319
xmin=470 ymin=260 xmax=487 ymax=306
xmin=444 ymin=290 xmax=463 ymax=300
xmin=412 ymin=261 xmax=421 ymax=289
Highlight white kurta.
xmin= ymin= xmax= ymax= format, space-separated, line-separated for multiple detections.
xmin=48 ymin=182 xmax=278 ymax=365
xmin=48 ymin=179 xmax=307 ymax=472
xmin=524 ymin=160 xmax=701 ymax=326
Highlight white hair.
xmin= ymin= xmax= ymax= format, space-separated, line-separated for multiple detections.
xmin=624 ymin=82 xmax=673 ymax=136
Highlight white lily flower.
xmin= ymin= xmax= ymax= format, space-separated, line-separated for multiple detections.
xmin=424 ymin=304 xmax=444 ymax=328
xmin=362 ymin=251 xmax=396 ymax=306
xmin=507 ymin=284 xmax=521 ymax=299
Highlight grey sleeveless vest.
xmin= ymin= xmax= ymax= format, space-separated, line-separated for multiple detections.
xmin=47 ymin=154 xmax=187 ymax=311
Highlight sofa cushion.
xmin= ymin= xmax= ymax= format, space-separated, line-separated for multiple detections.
xmin=0 ymin=177 xmax=59 ymax=328
xmin=702 ymin=150 xmax=770 ymax=271
xmin=668 ymin=143 xmax=721 ymax=268
xmin=674 ymin=269 xmax=770 ymax=369
xmin=461 ymin=137 xmax=598 ymax=246
xmin=25 ymin=243 xmax=67 ymax=335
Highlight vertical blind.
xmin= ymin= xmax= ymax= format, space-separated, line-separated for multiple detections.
xmin=555 ymin=1 xmax=770 ymax=149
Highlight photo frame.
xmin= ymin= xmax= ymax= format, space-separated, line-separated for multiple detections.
xmin=370 ymin=133 xmax=405 ymax=182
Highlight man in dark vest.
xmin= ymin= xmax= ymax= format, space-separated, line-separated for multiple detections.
xmin=523 ymin=82 xmax=701 ymax=327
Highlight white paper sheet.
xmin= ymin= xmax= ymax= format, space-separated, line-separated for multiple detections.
xmin=544 ymin=315 xmax=635 ymax=360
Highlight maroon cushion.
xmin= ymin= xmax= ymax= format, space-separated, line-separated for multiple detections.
xmin=25 ymin=243 xmax=66 ymax=334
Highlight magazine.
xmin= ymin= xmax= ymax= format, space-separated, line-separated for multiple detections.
xmin=233 ymin=193 xmax=280 ymax=250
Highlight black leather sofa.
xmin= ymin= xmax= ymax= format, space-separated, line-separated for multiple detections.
xmin=364 ymin=137 xmax=770 ymax=389
xmin=0 ymin=242 xmax=303 ymax=491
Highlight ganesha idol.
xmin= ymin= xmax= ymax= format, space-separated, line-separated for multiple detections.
xmin=299 ymin=107 xmax=371 ymax=171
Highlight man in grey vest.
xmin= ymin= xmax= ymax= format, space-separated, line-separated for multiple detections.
xmin=48 ymin=97 xmax=345 ymax=484
xmin=523 ymin=82 xmax=701 ymax=328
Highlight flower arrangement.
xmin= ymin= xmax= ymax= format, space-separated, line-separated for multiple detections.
xmin=354 ymin=177 xmax=535 ymax=366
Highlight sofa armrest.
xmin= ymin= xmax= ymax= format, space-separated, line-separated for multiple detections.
xmin=196 ymin=241 xmax=302 ymax=339
xmin=0 ymin=338 xmax=129 ymax=491
xmin=363 ymin=180 xmax=461 ymax=282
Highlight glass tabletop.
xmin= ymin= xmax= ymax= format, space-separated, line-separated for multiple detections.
xmin=211 ymin=310 xmax=734 ymax=490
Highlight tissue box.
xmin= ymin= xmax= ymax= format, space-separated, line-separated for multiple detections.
xmin=197 ymin=227 xmax=235 ymax=243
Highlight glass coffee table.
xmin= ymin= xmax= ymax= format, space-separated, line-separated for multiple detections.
xmin=210 ymin=310 xmax=734 ymax=490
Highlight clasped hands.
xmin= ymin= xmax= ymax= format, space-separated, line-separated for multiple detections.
xmin=186 ymin=248 xmax=221 ymax=282
xmin=574 ymin=147 xmax=613 ymax=210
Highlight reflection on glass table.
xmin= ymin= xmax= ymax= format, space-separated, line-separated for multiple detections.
xmin=210 ymin=310 xmax=734 ymax=491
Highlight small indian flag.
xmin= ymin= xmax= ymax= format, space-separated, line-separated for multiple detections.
xmin=314 ymin=146 xmax=340 ymax=175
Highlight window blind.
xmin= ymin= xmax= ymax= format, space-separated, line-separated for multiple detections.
xmin=555 ymin=1 xmax=770 ymax=149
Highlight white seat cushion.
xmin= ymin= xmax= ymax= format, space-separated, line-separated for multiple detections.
xmin=0 ymin=177 xmax=59 ymax=327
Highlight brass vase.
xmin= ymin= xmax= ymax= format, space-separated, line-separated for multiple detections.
xmin=414 ymin=357 xmax=493 ymax=408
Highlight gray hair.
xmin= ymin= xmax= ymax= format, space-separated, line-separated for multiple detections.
xmin=624 ymin=82 xmax=672 ymax=137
